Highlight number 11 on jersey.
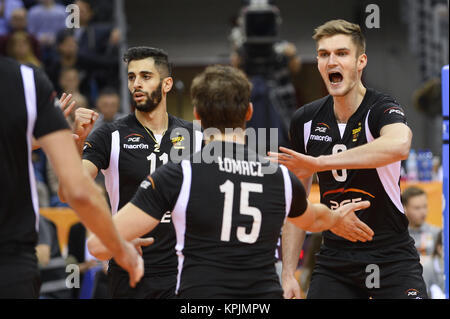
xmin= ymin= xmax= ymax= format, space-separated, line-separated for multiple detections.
xmin=147 ymin=152 xmax=168 ymax=174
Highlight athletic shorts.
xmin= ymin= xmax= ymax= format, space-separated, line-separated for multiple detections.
xmin=0 ymin=251 xmax=41 ymax=299
xmin=108 ymin=268 xmax=176 ymax=299
xmin=306 ymin=244 xmax=428 ymax=299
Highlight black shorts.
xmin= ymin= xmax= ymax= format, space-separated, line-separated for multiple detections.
xmin=108 ymin=268 xmax=176 ymax=299
xmin=0 ymin=252 xmax=41 ymax=299
xmin=306 ymin=244 xmax=428 ymax=299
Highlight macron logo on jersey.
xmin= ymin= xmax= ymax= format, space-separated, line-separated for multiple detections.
xmin=123 ymin=143 xmax=149 ymax=149
xmin=310 ymin=134 xmax=332 ymax=142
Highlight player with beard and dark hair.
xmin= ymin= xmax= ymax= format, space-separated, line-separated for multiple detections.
xmin=66 ymin=46 xmax=202 ymax=299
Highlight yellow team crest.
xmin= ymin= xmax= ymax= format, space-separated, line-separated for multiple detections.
xmin=352 ymin=123 xmax=362 ymax=142
xmin=171 ymin=135 xmax=185 ymax=149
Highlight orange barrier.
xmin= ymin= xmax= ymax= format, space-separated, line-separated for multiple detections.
xmin=40 ymin=181 xmax=443 ymax=251
xmin=39 ymin=207 xmax=80 ymax=253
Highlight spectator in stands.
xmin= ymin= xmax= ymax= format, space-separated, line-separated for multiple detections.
xmin=6 ymin=30 xmax=41 ymax=66
xmin=401 ymin=186 xmax=441 ymax=258
xmin=422 ymin=231 xmax=445 ymax=298
xmin=37 ymin=215 xmax=72 ymax=299
xmin=0 ymin=8 xmax=40 ymax=58
xmin=46 ymin=30 xmax=91 ymax=97
xmin=58 ymin=67 xmax=80 ymax=95
xmin=68 ymin=222 xmax=111 ymax=298
xmin=27 ymin=0 xmax=67 ymax=47
xmin=73 ymin=0 xmax=120 ymax=96
xmin=0 ymin=0 xmax=23 ymax=36
xmin=92 ymin=87 xmax=125 ymax=131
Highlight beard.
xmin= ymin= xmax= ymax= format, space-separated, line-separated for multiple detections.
xmin=132 ymin=81 xmax=163 ymax=113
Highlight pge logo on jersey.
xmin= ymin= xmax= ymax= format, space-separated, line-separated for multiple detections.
xmin=384 ymin=107 xmax=405 ymax=117
xmin=314 ymin=122 xmax=330 ymax=133
xmin=405 ymin=288 xmax=421 ymax=298
xmin=125 ymin=133 xmax=145 ymax=143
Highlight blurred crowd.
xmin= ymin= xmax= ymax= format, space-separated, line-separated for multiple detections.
xmin=1 ymin=0 xmax=124 ymax=207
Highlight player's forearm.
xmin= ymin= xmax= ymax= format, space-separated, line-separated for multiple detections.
xmin=281 ymin=222 xmax=306 ymax=277
xmin=302 ymin=203 xmax=340 ymax=233
xmin=87 ymin=234 xmax=113 ymax=261
xmin=317 ymin=134 xmax=410 ymax=171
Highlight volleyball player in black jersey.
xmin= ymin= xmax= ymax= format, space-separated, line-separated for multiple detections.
xmin=87 ymin=65 xmax=373 ymax=299
xmin=0 ymin=56 xmax=143 ymax=298
xmin=68 ymin=47 xmax=201 ymax=298
xmin=269 ymin=20 xmax=427 ymax=299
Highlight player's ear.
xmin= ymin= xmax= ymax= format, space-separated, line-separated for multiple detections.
xmin=193 ymin=107 xmax=201 ymax=121
xmin=357 ymin=53 xmax=367 ymax=72
xmin=245 ymin=103 xmax=253 ymax=122
xmin=162 ymin=77 xmax=173 ymax=94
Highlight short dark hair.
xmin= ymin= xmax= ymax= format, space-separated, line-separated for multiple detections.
xmin=123 ymin=46 xmax=172 ymax=77
xmin=191 ymin=65 xmax=252 ymax=133
xmin=401 ymin=186 xmax=426 ymax=206
xmin=56 ymin=29 xmax=74 ymax=46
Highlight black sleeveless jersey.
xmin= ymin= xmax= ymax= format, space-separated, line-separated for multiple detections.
xmin=290 ymin=88 xmax=413 ymax=251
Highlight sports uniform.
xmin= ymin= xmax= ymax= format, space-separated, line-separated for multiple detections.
xmin=0 ymin=57 xmax=69 ymax=298
xmin=289 ymin=88 xmax=427 ymax=299
xmin=83 ymin=113 xmax=200 ymax=298
xmin=131 ymin=141 xmax=308 ymax=298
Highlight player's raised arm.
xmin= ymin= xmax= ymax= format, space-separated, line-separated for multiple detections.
xmin=269 ymin=122 xmax=411 ymax=179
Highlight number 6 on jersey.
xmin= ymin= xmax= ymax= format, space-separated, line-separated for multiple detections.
xmin=220 ymin=180 xmax=263 ymax=244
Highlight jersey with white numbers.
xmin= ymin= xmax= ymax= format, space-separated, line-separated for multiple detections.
xmin=83 ymin=113 xmax=200 ymax=275
xmin=290 ymin=88 xmax=412 ymax=251
xmin=131 ymin=141 xmax=308 ymax=297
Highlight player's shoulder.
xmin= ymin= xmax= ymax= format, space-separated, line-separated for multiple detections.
xmin=169 ymin=114 xmax=197 ymax=131
xmin=292 ymin=95 xmax=331 ymax=125
xmin=366 ymin=88 xmax=401 ymax=109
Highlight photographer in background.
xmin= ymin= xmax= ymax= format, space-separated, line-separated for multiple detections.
xmin=230 ymin=0 xmax=301 ymax=151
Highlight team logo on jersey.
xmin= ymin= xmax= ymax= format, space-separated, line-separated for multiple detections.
xmin=314 ymin=122 xmax=330 ymax=133
xmin=352 ymin=122 xmax=362 ymax=142
xmin=310 ymin=134 xmax=332 ymax=142
xmin=405 ymin=289 xmax=421 ymax=298
xmin=125 ymin=133 xmax=145 ymax=143
xmin=324 ymin=187 xmax=375 ymax=210
xmin=171 ymin=134 xmax=185 ymax=150
xmin=384 ymin=106 xmax=405 ymax=117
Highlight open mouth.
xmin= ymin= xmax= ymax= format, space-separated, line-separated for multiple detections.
xmin=329 ymin=72 xmax=343 ymax=84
